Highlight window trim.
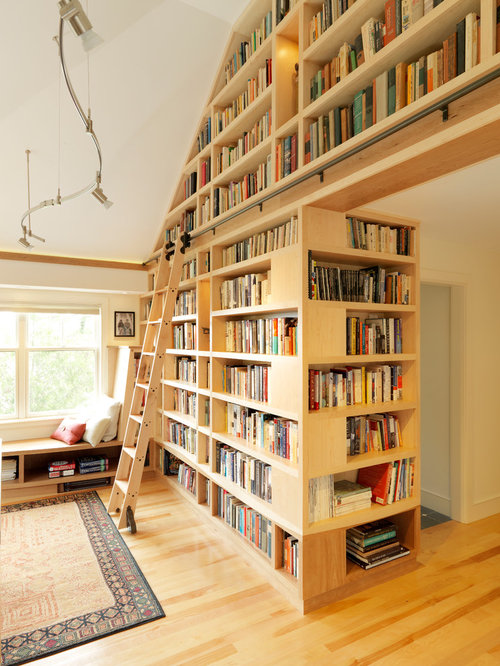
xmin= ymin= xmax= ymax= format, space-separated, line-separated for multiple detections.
xmin=0 ymin=310 xmax=101 ymax=420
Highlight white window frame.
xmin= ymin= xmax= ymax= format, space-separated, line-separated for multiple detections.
xmin=0 ymin=308 xmax=101 ymax=420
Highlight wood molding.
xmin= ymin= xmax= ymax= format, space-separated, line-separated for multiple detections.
xmin=0 ymin=251 xmax=148 ymax=271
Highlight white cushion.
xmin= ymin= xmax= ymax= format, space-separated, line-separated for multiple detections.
xmin=83 ymin=416 xmax=112 ymax=447
xmin=97 ymin=395 xmax=122 ymax=441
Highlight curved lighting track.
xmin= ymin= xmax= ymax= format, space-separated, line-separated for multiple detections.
xmin=19 ymin=9 xmax=110 ymax=248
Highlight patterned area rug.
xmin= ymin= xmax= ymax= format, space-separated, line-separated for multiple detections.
xmin=1 ymin=491 xmax=164 ymax=665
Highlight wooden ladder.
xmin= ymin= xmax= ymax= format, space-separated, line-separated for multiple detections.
xmin=108 ymin=240 xmax=185 ymax=531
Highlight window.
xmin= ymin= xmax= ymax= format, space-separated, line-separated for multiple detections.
xmin=0 ymin=310 xmax=100 ymax=419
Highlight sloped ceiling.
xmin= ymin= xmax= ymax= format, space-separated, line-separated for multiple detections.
xmin=2 ymin=0 xmax=499 ymax=263
xmin=1 ymin=0 xmax=251 ymax=262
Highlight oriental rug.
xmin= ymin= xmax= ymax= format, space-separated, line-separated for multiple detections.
xmin=1 ymin=491 xmax=164 ymax=665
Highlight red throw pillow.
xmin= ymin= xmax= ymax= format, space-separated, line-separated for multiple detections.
xmin=51 ymin=419 xmax=86 ymax=445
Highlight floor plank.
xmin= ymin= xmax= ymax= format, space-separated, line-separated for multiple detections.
xmin=26 ymin=477 xmax=500 ymax=665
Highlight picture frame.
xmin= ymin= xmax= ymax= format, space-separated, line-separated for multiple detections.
xmin=114 ymin=311 xmax=135 ymax=338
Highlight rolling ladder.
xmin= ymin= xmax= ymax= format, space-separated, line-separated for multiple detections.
xmin=107 ymin=239 xmax=186 ymax=531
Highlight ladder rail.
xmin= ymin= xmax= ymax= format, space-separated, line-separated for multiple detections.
xmin=107 ymin=239 xmax=186 ymax=529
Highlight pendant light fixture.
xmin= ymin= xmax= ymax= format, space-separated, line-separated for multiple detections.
xmin=19 ymin=0 xmax=112 ymax=250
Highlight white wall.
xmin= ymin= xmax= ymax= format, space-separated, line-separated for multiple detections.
xmin=421 ymin=231 xmax=500 ymax=523
xmin=0 ymin=259 xmax=146 ymax=441
xmin=420 ymin=284 xmax=451 ymax=515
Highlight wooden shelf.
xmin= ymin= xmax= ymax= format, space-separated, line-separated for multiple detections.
xmin=212 ymin=390 xmax=299 ymax=421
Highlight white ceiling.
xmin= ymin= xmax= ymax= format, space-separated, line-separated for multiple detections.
xmin=2 ymin=0 xmax=499 ymax=263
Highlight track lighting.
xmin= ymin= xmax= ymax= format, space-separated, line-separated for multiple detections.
xmin=18 ymin=2 xmax=111 ymax=249
xmin=58 ymin=0 xmax=103 ymax=52
xmin=92 ymin=185 xmax=113 ymax=209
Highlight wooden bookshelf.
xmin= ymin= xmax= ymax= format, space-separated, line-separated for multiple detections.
xmin=138 ymin=0 xmax=500 ymax=611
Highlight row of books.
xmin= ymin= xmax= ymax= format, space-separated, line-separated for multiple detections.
xmin=347 ymin=413 xmax=403 ymax=456
xmin=308 ymin=0 xmax=358 ymax=46
xmin=214 ymin=60 xmax=272 ymax=137
xmin=196 ymin=117 xmax=211 ymax=154
xmin=164 ymin=419 xmax=197 ymax=455
xmin=213 ymin=155 xmax=272 ymax=216
xmin=222 ymin=363 xmax=269 ymax=403
xmin=283 ymin=533 xmax=299 ymax=578
xmin=165 ymin=209 xmax=197 ymax=242
xmin=217 ymin=486 xmax=272 ymax=558
xmin=178 ymin=462 xmax=196 ymax=495
xmin=176 ymin=356 xmax=196 ymax=384
xmin=219 ymin=272 xmax=270 ymax=310
xmin=221 ymin=215 xmax=298 ymax=266
xmin=223 ymin=11 xmax=272 ymax=84
xmin=215 ymin=109 xmax=272 ymax=177
xmin=276 ymin=0 xmax=299 ymax=24
xmin=346 ymin=519 xmax=410 ymax=569
xmin=199 ymin=157 xmax=211 ymax=188
xmin=346 ymin=217 xmax=415 ymax=256
xmin=183 ymin=171 xmax=197 ymax=201
xmin=174 ymin=289 xmax=196 ymax=317
xmin=159 ymin=449 xmax=181 ymax=476
xmin=347 ymin=316 xmax=403 ymax=355
xmin=308 ymin=363 xmax=403 ymax=410
xmin=2 ymin=457 xmax=17 ymax=481
xmin=276 ymin=133 xmax=298 ymax=180
xmin=225 ymin=402 xmax=299 ymax=462
xmin=358 ymin=458 xmax=415 ymax=505
xmin=309 ymin=259 xmax=412 ymax=305
xmin=215 ymin=442 xmax=272 ymax=503
xmin=181 ymin=257 xmax=198 ymax=281
xmin=304 ymin=12 xmax=480 ymax=163
xmin=224 ymin=317 xmax=298 ymax=356
xmin=48 ymin=456 xmax=109 ymax=478
xmin=173 ymin=322 xmax=196 ymax=350
xmin=172 ymin=388 xmax=197 ymax=418
xmin=200 ymin=195 xmax=211 ymax=226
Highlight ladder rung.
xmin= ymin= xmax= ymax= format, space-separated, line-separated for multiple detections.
xmin=147 ymin=319 xmax=162 ymax=325
xmin=142 ymin=352 xmax=155 ymax=357
xmin=129 ymin=414 xmax=143 ymax=424
xmin=136 ymin=382 xmax=149 ymax=390
xmin=123 ymin=446 xmax=137 ymax=459
xmin=114 ymin=479 xmax=129 ymax=495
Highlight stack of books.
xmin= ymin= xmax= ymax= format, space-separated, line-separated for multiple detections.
xmin=77 ymin=455 xmax=109 ymax=475
xmin=333 ymin=479 xmax=372 ymax=516
xmin=346 ymin=519 xmax=410 ymax=569
xmin=48 ymin=460 xmax=75 ymax=479
xmin=2 ymin=457 xmax=18 ymax=481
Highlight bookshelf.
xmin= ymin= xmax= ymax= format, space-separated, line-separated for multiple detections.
xmin=140 ymin=0 xmax=500 ymax=611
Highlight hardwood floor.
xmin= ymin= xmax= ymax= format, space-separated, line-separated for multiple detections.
xmin=38 ymin=475 xmax=500 ymax=665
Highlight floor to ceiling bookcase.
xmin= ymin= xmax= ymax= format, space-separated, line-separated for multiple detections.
xmin=136 ymin=0 xmax=500 ymax=611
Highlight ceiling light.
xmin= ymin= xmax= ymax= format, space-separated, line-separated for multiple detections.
xmin=58 ymin=0 xmax=102 ymax=51
xmin=92 ymin=186 xmax=113 ymax=209
xmin=18 ymin=2 xmax=112 ymax=248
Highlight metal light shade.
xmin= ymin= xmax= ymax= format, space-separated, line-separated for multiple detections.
xmin=92 ymin=186 xmax=113 ymax=209
xmin=59 ymin=0 xmax=102 ymax=51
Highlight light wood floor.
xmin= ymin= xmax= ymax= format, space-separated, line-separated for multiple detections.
xmin=37 ymin=475 xmax=500 ymax=666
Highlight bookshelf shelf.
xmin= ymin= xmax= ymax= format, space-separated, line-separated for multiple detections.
xmin=308 ymin=400 xmax=417 ymax=419
xmin=211 ymin=303 xmax=298 ymax=317
xmin=214 ymin=85 xmax=273 ymax=145
xmin=212 ymin=390 xmax=299 ymax=421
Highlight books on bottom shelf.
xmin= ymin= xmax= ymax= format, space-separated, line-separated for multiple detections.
xmin=283 ymin=533 xmax=299 ymax=578
xmin=217 ymin=486 xmax=272 ymax=558
xmin=2 ymin=457 xmax=18 ymax=481
xmin=346 ymin=519 xmax=410 ymax=570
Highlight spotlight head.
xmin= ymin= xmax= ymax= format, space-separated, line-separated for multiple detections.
xmin=18 ymin=236 xmax=33 ymax=250
xmin=92 ymin=186 xmax=113 ymax=209
xmin=59 ymin=0 xmax=102 ymax=51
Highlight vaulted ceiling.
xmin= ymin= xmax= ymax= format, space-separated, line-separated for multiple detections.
xmin=2 ymin=0 xmax=499 ymax=264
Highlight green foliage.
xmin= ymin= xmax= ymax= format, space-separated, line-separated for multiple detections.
xmin=28 ymin=313 xmax=98 ymax=348
xmin=0 ymin=352 xmax=15 ymax=416
xmin=0 ymin=313 xmax=17 ymax=347
xmin=29 ymin=351 xmax=96 ymax=414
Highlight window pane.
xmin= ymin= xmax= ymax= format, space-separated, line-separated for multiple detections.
xmin=0 ymin=313 xmax=17 ymax=347
xmin=0 ymin=351 xmax=16 ymax=417
xmin=29 ymin=350 xmax=96 ymax=413
xmin=28 ymin=313 xmax=98 ymax=348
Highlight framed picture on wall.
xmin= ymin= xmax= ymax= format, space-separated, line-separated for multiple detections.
xmin=114 ymin=311 xmax=135 ymax=337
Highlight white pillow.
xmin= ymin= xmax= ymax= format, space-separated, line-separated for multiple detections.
xmin=97 ymin=395 xmax=122 ymax=442
xmin=83 ymin=416 xmax=112 ymax=447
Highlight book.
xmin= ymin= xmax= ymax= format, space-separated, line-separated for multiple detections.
xmin=347 ymin=544 xmax=410 ymax=568
xmin=333 ymin=479 xmax=372 ymax=505
xmin=48 ymin=460 xmax=76 ymax=472
xmin=357 ymin=462 xmax=393 ymax=504
xmin=375 ymin=71 xmax=389 ymax=122
xmin=457 ymin=18 xmax=466 ymax=75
